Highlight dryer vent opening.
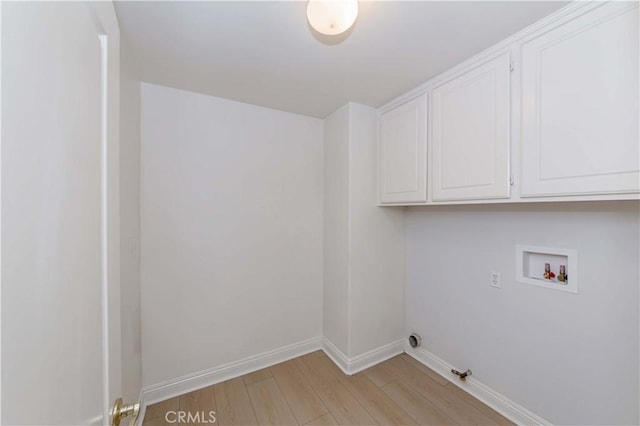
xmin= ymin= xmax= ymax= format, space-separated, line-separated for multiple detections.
xmin=408 ymin=333 xmax=421 ymax=348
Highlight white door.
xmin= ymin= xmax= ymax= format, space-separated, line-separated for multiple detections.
xmin=2 ymin=2 xmax=122 ymax=424
xmin=520 ymin=2 xmax=639 ymax=197
xmin=431 ymin=53 xmax=511 ymax=201
xmin=378 ymin=94 xmax=428 ymax=204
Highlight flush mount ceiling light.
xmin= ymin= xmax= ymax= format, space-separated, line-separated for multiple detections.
xmin=306 ymin=0 xmax=359 ymax=36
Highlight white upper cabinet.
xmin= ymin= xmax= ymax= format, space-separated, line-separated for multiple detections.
xmin=379 ymin=94 xmax=427 ymax=204
xmin=520 ymin=2 xmax=640 ymax=197
xmin=431 ymin=53 xmax=511 ymax=201
xmin=378 ymin=2 xmax=639 ymax=206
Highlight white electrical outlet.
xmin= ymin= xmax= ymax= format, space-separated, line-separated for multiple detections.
xmin=490 ymin=271 xmax=501 ymax=288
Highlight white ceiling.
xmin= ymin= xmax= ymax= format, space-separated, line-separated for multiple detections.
xmin=114 ymin=1 xmax=568 ymax=118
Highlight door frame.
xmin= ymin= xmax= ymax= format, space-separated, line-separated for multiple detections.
xmin=0 ymin=1 xmax=4 ymax=419
xmin=89 ymin=2 xmax=123 ymax=423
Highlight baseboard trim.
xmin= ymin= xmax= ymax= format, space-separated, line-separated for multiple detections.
xmin=349 ymin=339 xmax=406 ymax=374
xmin=322 ymin=338 xmax=405 ymax=375
xmin=140 ymin=336 xmax=323 ymax=407
xmin=405 ymin=345 xmax=551 ymax=426
xmin=136 ymin=388 xmax=146 ymax=426
xmin=138 ymin=338 xmax=544 ymax=426
xmin=321 ymin=338 xmax=351 ymax=374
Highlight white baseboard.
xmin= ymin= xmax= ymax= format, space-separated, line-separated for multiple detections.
xmin=139 ymin=336 xmax=323 ymax=409
xmin=322 ymin=338 xmax=405 ymax=375
xmin=138 ymin=337 xmax=544 ymax=426
xmin=321 ymin=338 xmax=351 ymax=374
xmin=405 ymin=345 xmax=550 ymax=426
xmin=136 ymin=388 xmax=146 ymax=426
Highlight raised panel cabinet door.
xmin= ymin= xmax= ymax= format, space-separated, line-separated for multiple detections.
xmin=521 ymin=2 xmax=640 ymax=197
xmin=431 ymin=53 xmax=511 ymax=201
xmin=379 ymin=94 xmax=427 ymax=204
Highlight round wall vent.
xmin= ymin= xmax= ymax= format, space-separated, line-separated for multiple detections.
xmin=408 ymin=333 xmax=421 ymax=348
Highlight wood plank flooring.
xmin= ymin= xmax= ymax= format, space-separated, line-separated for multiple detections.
xmin=143 ymin=351 xmax=513 ymax=426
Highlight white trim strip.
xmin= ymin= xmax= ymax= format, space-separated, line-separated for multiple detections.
xmin=321 ymin=338 xmax=351 ymax=375
xmin=405 ymin=345 xmax=551 ymax=426
xmin=99 ymin=34 xmax=111 ymax=424
xmin=138 ymin=338 xmax=549 ymax=425
xmin=322 ymin=338 xmax=405 ymax=375
xmin=140 ymin=337 xmax=322 ymax=407
xmin=0 ymin=1 xmax=3 ymax=421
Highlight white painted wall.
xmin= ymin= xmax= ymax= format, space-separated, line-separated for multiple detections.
xmin=120 ymin=38 xmax=142 ymax=402
xmin=140 ymin=83 xmax=323 ymax=387
xmin=323 ymin=103 xmax=405 ymax=359
xmin=405 ymin=202 xmax=640 ymax=425
xmin=323 ymin=105 xmax=350 ymax=355
xmin=348 ymin=104 xmax=404 ymax=356
xmin=2 ymin=2 xmax=122 ymax=422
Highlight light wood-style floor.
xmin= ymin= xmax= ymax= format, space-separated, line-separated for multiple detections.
xmin=143 ymin=351 xmax=513 ymax=426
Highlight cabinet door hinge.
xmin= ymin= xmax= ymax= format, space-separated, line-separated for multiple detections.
xmin=509 ymin=62 xmax=514 ymax=72
xmin=510 ymin=176 xmax=515 ymax=186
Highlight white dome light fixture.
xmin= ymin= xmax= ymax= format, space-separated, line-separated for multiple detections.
xmin=306 ymin=0 xmax=359 ymax=36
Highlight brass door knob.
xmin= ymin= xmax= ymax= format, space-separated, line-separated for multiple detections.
xmin=111 ymin=397 xmax=141 ymax=426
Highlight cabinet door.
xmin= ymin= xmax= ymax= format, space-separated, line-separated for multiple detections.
xmin=379 ymin=94 xmax=427 ymax=203
xmin=521 ymin=2 xmax=639 ymax=197
xmin=431 ymin=53 xmax=511 ymax=201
